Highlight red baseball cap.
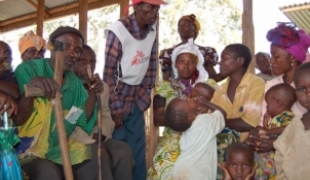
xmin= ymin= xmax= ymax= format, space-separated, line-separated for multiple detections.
xmin=131 ymin=0 xmax=167 ymax=5
xmin=124 ymin=0 xmax=167 ymax=15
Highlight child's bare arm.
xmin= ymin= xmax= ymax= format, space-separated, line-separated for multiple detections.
xmin=153 ymin=94 xmax=166 ymax=126
xmin=153 ymin=107 xmax=165 ymax=126
xmin=196 ymin=96 xmax=227 ymax=117
xmin=0 ymin=81 xmax=20 ymax=100
xmin=265 ymin=126 xmax=286 ymax=136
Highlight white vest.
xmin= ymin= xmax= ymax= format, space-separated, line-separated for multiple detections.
xmin=105 ymin=21 xmax=156 ymax=85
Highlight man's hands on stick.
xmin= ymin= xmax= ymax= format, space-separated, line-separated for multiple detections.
xmin=29 ymin=77 xmax=60 ymax=99
xmin=92 ymin=133 xmax=113 ymax=164
xmin=87 ymin=73 xmax=103 ymax=94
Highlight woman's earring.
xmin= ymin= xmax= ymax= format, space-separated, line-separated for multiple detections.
xmin=291 ymin=61 xmax=294 ymax=67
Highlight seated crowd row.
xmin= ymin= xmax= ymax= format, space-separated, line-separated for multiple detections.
xmin=0 ymin=0 xmax=310 ymax=180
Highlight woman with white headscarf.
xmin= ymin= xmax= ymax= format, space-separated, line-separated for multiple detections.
xmin=148 ymin=39 xmax=214 ymax=180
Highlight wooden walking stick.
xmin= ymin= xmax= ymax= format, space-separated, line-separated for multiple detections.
xmin=87 ymin=65 xmax=103 ymax=180
xmin=97 ymin=95 xmax=103 ymax=180
xmin=24 ymin=40 xmax=74 ymax=180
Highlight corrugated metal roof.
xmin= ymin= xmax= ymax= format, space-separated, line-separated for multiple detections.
xmin=45 ymin=0 xmax=77 ymax=9
xmin=0 ymin=0 xmax=78 ymax=22
xmin=0 ymin=0 xmax=35 ymax=21
xmin=280 ymin=2 xmax=310 ymax=34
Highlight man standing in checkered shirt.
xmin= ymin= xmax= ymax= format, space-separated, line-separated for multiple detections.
xmin=103 ymin=0 xmax=167 ymax=179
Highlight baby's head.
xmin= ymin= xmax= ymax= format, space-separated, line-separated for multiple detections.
xmin=225 ymin=143 xmax=254 ymax=180
xmin=294 ymin=62 xmax=310 ymax=111
xmin=164 ymin=97 xmax=198 ymax=132
xmin=190 ymin=82 xmax=215 ymax=101
xmin=265 ymin=83 xmax=296 ymax=118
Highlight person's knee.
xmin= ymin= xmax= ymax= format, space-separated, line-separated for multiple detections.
xmin=118 ymin=141 xmax=133 ymax=156
xmin=22 ymin=158 xmax=61 ymax=180
xmin=113 ymin=141 xmax=134 ymax=167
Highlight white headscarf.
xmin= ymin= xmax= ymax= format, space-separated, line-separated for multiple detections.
xmin=171 ymin=38 xmax=209 ymax=86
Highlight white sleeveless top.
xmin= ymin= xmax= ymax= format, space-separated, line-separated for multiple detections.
xmin=105 ymin=21 xmax=156 ymax=85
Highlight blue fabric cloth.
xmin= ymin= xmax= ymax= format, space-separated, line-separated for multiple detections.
xmin=0 ymin=129 xmax=22 ymax=180
xmin=0 ymin=149 xmax=23 ymax=180
xmin=112 ymin=102 xmax=146 ymax=180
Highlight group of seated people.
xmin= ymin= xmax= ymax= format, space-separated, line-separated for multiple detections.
xmin=1 ymin=12 xmax=310 ymax=180
xmin=0 ymin=27 xmax=134 ymax=180
xmin=147 ymin=18 xmax=310 ymax=180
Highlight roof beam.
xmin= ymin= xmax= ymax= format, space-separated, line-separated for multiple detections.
xmin=0 ymin=0 xmax=118 ymax=33
xmin=242 ymin=0 xmax=255 ymax=73
xmin=79 ymin=0 xmax=88 ymax=41
xmin=119 ymin=0 xmax=129 ymax=18
xmin=25 ymin=0 xmax=50 ymax=18
xmin=281 ymin=4 xmax=310 ymax=13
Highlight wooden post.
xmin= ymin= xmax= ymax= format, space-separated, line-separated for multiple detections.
xmin=119 ymin=0 xmax=129 ymax=18
xmin=36 ymin=0 xmax=44 ymax=36
xmin=145 ymin=17 xmax=160 ymax=169
xmin=242 ymin=0 xmax=255 ymax=73
xmin=79 ymin=0 xmax=88 ymax=41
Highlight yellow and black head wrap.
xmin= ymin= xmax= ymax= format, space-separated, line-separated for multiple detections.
xmin=179 ymin=14 xmax=201 ymax=32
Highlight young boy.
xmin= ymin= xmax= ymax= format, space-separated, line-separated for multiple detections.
xmin=219 ymin=143 xmax=255 ymax=180
xmin=273 ymin=62 xmax=310 ymax=180
xmin=255 ymin=52 xmax=275 ymax=82
xmin=165 ymin=91 xmax=226 ymax=180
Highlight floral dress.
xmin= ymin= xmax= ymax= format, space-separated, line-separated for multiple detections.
xmin=147 ymin=79 xmax=217 ymax=180
xmin=255 ymin=111 xmax=294 ymax=180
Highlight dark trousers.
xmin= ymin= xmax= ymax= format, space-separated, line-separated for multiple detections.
xmin=112 ymin=103 xmax=146 ymax=180
xmin=22 ymin=157 xmax=97 ymax=180
xmin=77 ymin=139 xmax=134 ymax=180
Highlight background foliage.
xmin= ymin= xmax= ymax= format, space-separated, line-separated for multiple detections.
xmin=0 ymin=0 xmax=242 ymax=74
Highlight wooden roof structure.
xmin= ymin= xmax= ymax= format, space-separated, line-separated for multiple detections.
xmin=0 ymin=0 xmax=129 ymax=40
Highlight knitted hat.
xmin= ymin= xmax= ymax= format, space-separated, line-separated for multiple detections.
xmin=49 ymin=26 xmax=84 ymax=44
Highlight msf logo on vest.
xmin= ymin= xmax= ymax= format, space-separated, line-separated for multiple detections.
xmin=131 ymin=50 xmax=150 ymax=66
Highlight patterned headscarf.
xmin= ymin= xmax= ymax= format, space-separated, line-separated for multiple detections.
xmin=18 ymin=30 xmax=46 ymax=55
xmin=267 ymin=22 xmax=310 ymax=63
xmin=179 ymin=14 xmax=201 ymax=32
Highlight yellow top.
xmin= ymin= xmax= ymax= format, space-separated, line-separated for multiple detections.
xmin=211 ymin=72 xmax=265 ymax=141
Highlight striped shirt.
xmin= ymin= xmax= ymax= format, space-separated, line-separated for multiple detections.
xmin=103 ymin=13 xmax=158 ymax=114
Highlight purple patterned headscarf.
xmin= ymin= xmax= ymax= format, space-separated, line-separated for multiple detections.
xmin=266 ymin=22 xmax=310 ymax=63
